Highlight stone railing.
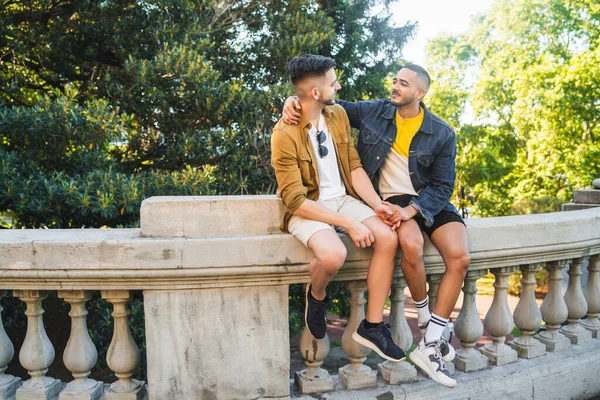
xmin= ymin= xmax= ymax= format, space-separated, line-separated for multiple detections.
xmin=0 ymin=196 xmax=599 ymax=400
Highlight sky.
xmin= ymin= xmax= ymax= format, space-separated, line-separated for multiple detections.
xmin=390 ymin=0 xmax=496 ymax=68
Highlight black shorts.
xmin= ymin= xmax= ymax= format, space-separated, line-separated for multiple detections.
xmin=386 ymin=195 xmax=465 ymax=238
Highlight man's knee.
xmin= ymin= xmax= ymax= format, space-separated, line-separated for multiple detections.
xmin=399 ymin=233 xmax=424 ymax=264
xmin=373 ymin=226 xmax=398 ymax=252
xmin=316 ymin=245 xmax=347 ymax=275
xmin=447 ymin=252 xmax=470 ymax=276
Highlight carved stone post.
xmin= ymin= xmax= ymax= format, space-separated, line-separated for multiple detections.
xmin=0 ymin=291 xmax=21 ymax=398
xmin=509 ymin=264 xmax=546 ymax=358
xmin=561 ymin=258 xmax=592 ymax=344
xmin=102 ymin=291 xmax=147 ymax=400
xmin=536 ymin=260 xmax=571 ymax=351
xmin=58 ymin=291 xmax=104 ymax=400
xmin=377 ymin=277 xmax=417 ymax=383
xmin=14 ymin=290 xmax=62 ymax=400
xmin=479 ymin=267 xmax=518 ymax=365
xmin=427 ymin=274 xmax=442 ymax=312
xmin=581 ymin=255 xmax=600 ymax=337
xmin=339 ymin=281 xmax=376 ymax=390
xmin=454 ymin=270 xmax=489 ymax=372
xmin=294 ymin=285 xmax=333 ymax=394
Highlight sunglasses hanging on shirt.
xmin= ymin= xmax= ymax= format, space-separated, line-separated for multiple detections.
xmin=316 ymin=130 xmax=329 ymax=158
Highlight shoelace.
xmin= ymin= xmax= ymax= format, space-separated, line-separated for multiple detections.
xmin=377 ymin=323 xmax=394 ymax=348
xmin=434 ymin=341 xmax=448 ymax=371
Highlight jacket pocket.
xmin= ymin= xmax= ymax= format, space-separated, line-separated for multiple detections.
xmin=361 ymin=126 xmax=383 ymax=145
xmin=298 ymin=152 xmax=316 ymax=189
xmin=417 ymin=153 xmax=434 ymax=167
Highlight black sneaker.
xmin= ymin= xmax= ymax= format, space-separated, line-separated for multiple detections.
xmin=409 ymin=339 xmax=457 ymax=388
xmin=352 ymin=320 xmax=406 ymax=362
xmin=305 ymin=284 xmax=328 ymax=339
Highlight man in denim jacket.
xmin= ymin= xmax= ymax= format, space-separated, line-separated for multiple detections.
xmin=283 ymin=64 xmax=470 ymax=388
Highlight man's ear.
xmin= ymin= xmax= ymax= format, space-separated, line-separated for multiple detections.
xmin=311 ymin=87 xmax=320 ymax=101
xmin=416 ymin=88 xmax=426 ymax=101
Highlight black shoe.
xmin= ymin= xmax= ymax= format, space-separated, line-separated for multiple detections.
xmin=305 ymin=285 xmax=328 ymax=339
xmin=352 ymin=320 xmax=406 ymax=362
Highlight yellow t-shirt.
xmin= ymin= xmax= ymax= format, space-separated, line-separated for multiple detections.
xmin=378 ymin=107 xmax=424 ymax=199
xmin=393 ymin=107 xmax=424 ymax=157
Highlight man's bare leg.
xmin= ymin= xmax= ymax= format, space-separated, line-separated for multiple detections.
xmin=361 ymin=215 xmax=398 ymax=323
xmin=306 ymin=229 xmax=348 ymax=300
xmin=429 ymin=222 xmax=470 ymax=319
xmin=396 ymin=219 xmax=428 ymax=302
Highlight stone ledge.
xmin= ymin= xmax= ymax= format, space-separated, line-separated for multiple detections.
xmin=573 ymin=188 xmax=600 ymax=205
xmin=1 ymin=207 xmax=600 ymax=289
xmin=292 ymin=339 xmax=600 ymax=399
xmin=562 ymin=202 xmax=600 ymax=211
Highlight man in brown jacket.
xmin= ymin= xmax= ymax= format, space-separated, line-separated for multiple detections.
xmin=271 ymin=54 xmax=404 ymax=362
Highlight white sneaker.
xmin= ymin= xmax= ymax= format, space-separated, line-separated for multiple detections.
xmin=418 ymin=322 xmax=456 ymax=363
xmin=409 ymin=339 xmax=457 ymax=388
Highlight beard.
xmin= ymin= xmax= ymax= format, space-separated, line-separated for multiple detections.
xmin=390 ymin=91 xmax=415 ymax=107
xmin=319 ymin=97 xmax=336 ymax=106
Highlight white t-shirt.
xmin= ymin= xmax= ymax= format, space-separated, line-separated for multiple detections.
xmin=307 ymin=113 xmax=346 ymax=201
xmin=379 ymin=148 xmax=418 ymax=199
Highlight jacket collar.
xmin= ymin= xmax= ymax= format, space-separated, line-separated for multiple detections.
xmin=382 ymin=101 xmax=434 ymax=135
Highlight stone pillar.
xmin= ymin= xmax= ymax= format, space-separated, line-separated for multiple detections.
xmin=377 ymin=277 xmax=417 ymax=384
xmin=339 ymin=280 xmax=376 ymax=390
xmin=102 ymin=291 xmax=147 ymax=400
xmin=295 ymin=286 xmax=333 ymax=394
xmin=58 ymin=291 xmax=104 ymax=400
xmin=454 ymin=270 xmax=489 ymax=372
xmin=14 ymin=290 xmax=62 ymax=400
xmin=536 ymin=260 xmax=571 ymax=351
xmin=0 ymin=291 xmax=21 ymax=399
xmin=581 ymin=255 xmax=600 ymax=337
xmin=509 ymin=264 xmax=546 ymax=358
xmin=479 ymin=267 xmax=518 ymax=365
xmin=427 ymin=274 xmax=442 ymax=311
xmin=144 ymin=286 xmax=290 ymax=400
xmin=561 ymin=258 xmax=592 ymax=344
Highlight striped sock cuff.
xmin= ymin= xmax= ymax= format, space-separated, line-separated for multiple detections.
xmin=430 ymin=313 xmax=449 ymax=328
xmin=413 ymin=297 xmax=429 ymax=309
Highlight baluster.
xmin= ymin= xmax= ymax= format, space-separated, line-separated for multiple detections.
xmin=0 ymin=291 xmax=21 ymax=398
xmin=561 ymin=258 xmax=592 ymax=344
xmin=338 ymin=281 xmax=376 ymax=390
xmin=479 ymin=267 xmax=518 ymax=365
xmin=427 ymin=273 xmax=442 ymax=312
xmin=509 ymin=264 xmax=546 ymax=358
xmin=102 ymin=291 xmax=147 ymax=400
xmin=536 ymin=260 xmax=571 ymax=351
xmin=377 ymin=277 xmax=417 ymax=384
xmin=581 ymin=255 xmax=600 ymax=337
xmin=58 ymin=291 xmax=103 ymax=400
xmin=294 ymin=285 xmax=333 ymax=394
xmin=454 ymin=270 xmax=489 ymax=372
xmin=14 ymin=290 xmax=61 ymax=400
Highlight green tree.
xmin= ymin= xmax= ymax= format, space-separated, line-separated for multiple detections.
xmin=1 ymin=0 xmax=415 ymax=228
xmin=425 ymin=0 xmax=600 ymax=216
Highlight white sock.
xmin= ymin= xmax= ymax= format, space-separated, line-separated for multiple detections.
xmin=425 ymin=313 xmax=448 ymax=343
xmin=413 ymin=296 xmax=431 ymax=327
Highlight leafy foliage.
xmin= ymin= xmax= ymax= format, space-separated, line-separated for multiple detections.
xmin=426 ymin=0 xmax=600 ymax=216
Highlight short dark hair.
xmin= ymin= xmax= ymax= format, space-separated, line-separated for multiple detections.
xmin=402 ymin=64 xmax=431 ymax=89
xmin=287 ymin=54 xmax=336 ymax=86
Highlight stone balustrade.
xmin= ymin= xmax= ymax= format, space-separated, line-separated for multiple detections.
xmin=0 ymin=196 xmax=599 ymax=400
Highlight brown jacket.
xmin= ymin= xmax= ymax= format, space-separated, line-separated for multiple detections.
xmin=271 ymin=104 xmax=363 ymax=232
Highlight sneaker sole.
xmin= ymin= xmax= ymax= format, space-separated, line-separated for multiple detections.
xmin=351 ymin=332 xmax=406 ymax=363
xmin=409 ymin=350 xmax=457 ymax=388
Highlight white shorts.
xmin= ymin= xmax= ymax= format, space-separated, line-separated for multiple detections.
xmin=288 ymin=195 xmax=377 ymax=246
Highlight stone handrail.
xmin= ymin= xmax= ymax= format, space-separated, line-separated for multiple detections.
xmin=0 ymin=196 xmax=599 ymax=400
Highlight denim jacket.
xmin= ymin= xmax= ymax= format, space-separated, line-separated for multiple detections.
xmin=336 ymin=99 xmax=459 ymax=227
